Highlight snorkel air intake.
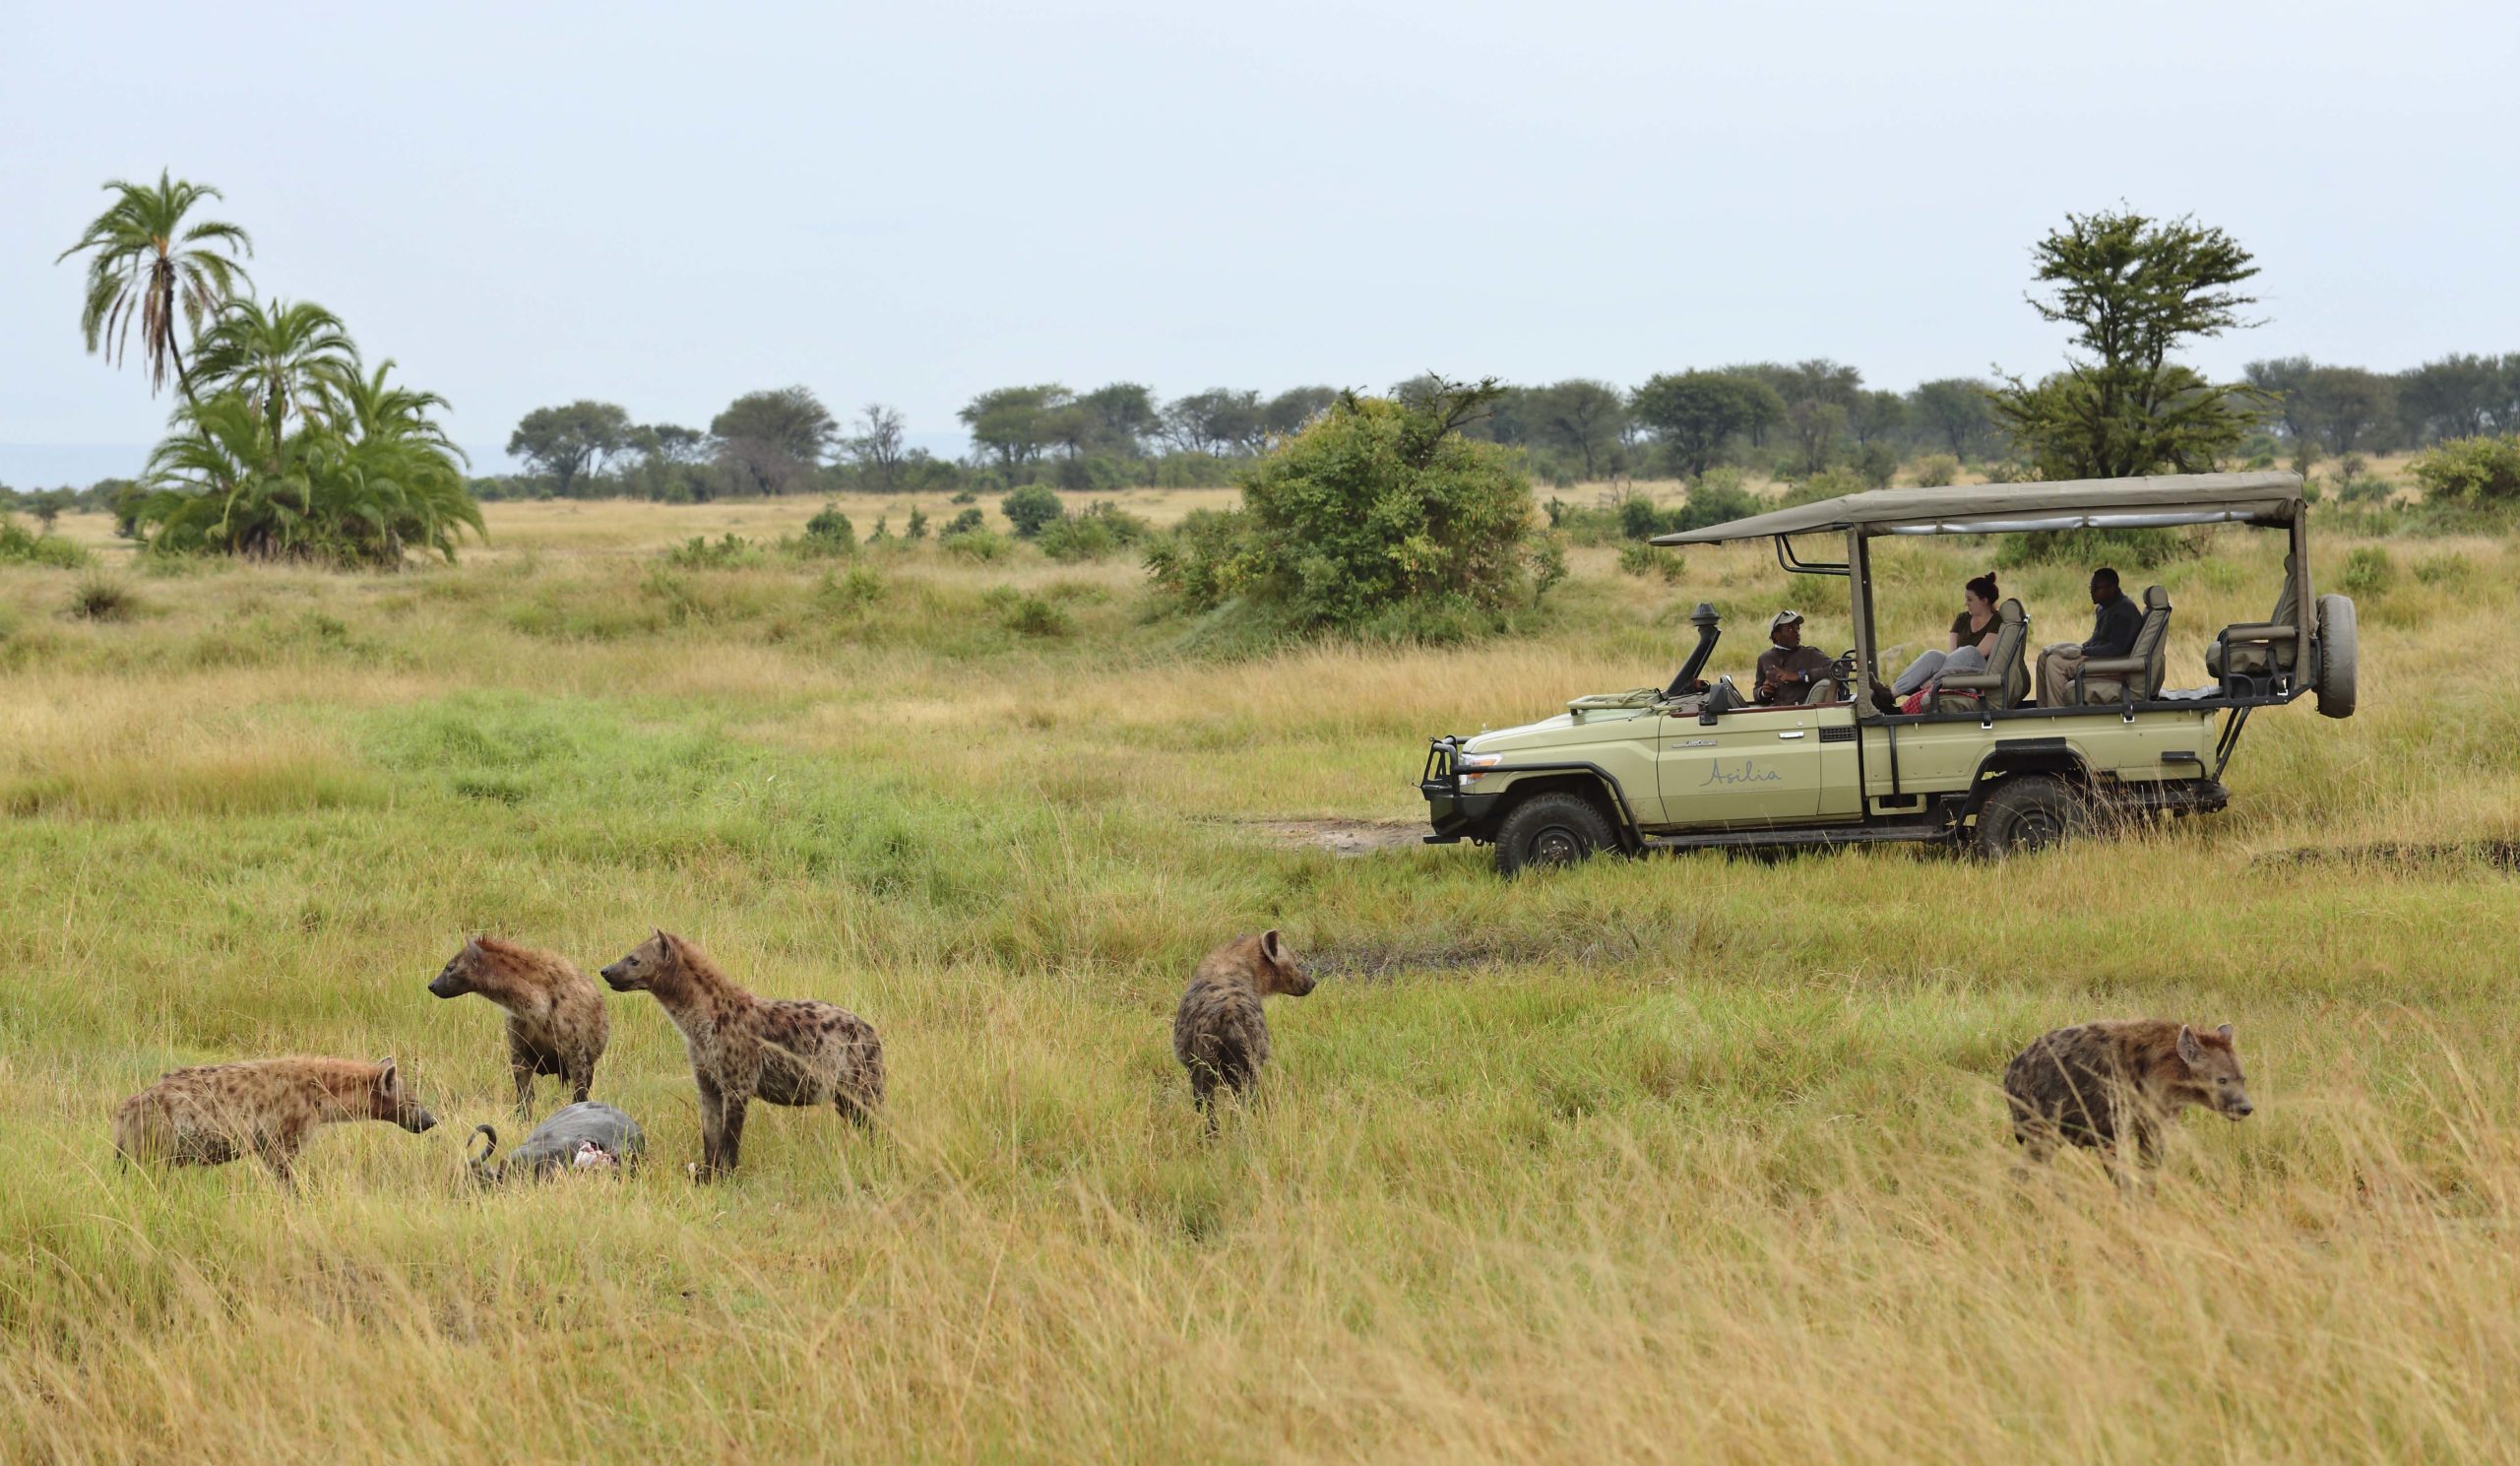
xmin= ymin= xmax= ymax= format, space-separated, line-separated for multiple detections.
xmin=1666 ymin=603 xmax=1722 ymax=697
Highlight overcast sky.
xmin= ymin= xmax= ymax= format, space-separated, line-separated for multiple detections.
xmin=4 ymin=0 xmax=2515 ymax=483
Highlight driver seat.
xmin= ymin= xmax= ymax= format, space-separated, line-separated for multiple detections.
xmin=1930 ymin=598 xmax=2029 ymax=710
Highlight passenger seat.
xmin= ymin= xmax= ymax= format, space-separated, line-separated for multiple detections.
xmin=1930 ymin=598 xmax=2029 ymax=711
xmin=2077 ymin=585 xmax=2172 ymax=706
xmin=2206 ymin=551 xmax=2300 ymax=694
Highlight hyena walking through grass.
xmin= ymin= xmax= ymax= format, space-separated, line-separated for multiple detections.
xmin=112 ymin=1057 xmax=438 ymax=1189
xmin=427 ymin=935 xmax=609 ymax=1114
xmin=1173 ymin=929 xmax=1313 ymax=1130
xmin=2004 ymin=1019 xmax=2252 ymax=1185
xmin=599 ymin=929 xmax=883 ymax=1179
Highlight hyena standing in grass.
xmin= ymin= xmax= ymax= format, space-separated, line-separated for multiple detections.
xmin=599 ymin=929 xmax=883 ymax=1179
xmin=427 ymin=935 xmax=609 ymax=1114
xmin=112 ymin=1057 xmax=438 ymax=1189
xmin=1173 ymin=929 xmax=1314 ymax=1130
xmin=2004 ymin=1019 xmax=2253 ymax=1183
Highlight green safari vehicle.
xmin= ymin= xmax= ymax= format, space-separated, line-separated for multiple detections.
xmin=1419 ymin=472 xmax=2358 ymax=873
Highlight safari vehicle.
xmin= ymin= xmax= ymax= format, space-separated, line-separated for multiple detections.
xmin=1420 ymin=472 xmax=2357 ymax=872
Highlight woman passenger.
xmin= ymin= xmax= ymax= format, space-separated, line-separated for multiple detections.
xmin=1890 ymin=572 xmax=2001 ymax=698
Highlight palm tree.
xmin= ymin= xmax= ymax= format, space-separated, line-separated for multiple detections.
xmin=56 ymin=170 xmax=253 ymax=401
xmin=188 ymin=297 xmax=359 ymax=435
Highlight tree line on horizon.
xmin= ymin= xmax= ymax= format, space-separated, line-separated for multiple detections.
xmin=480 ymin=346 xmax=2520 ymax=507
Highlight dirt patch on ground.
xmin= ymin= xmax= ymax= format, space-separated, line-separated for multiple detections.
xmin=2255 ymin=839 xmax=2520 ymax=873
xmin=1225 ymin=817 xmax=1428 ymax=859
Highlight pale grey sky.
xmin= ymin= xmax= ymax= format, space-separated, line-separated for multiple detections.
xmin=4 ymin=0 xmax=2515 ymax=484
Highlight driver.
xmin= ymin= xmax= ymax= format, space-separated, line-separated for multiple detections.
xmin=1753 ymin=609 xmax=1835 ymax=704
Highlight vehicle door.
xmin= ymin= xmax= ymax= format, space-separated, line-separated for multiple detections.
xmin=1656 ymin=700 xmax=1830 ymax=827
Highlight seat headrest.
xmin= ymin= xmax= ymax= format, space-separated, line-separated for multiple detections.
xmin=2143 ymin=585 xmax=2171 ymax=611
xmin=1998 ymin=597 xmax=2025 ymax=624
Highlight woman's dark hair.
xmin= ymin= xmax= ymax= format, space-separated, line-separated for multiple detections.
xmin=1965 ymin=572 xmax=1998 ymax=606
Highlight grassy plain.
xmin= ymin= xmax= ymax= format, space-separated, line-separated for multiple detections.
xmin=3 ymin=488 xmax=2516 ymax=1463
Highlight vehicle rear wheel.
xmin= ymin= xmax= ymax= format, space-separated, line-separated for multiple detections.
xmin=1493 ymin=792 xmax=1616 ymax=876
xmin=1974 ymin=775 xmax=2087 ymax=859
xmin=2312 ymin=593 xmax=2358 ymax=719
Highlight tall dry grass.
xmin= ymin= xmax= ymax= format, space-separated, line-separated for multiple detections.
xmin=1 ymin=498 xmax=2515 ymax=1462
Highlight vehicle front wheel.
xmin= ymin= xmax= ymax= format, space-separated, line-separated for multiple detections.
xmin=1493 ymin=792 xmax=1617 ymax=876
xmin=1973 ymin=774 xmax=2087 ymax=859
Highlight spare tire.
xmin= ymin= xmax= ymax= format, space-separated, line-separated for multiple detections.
xmin=2313 ymin=594 xmax=2358 ymax=719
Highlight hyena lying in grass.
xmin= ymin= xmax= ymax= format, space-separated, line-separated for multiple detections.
xmin=427 ymin=935 xmax=609 ymax=1114
xmin=599 ymin=929 xmax=883 ymax=1179
xmin=2004 ymin=1019 xmax=2252 ymax=1183
xmin=1173 ymin=929 xmax=1313 ymax=1130
xmin=113 ymin=1057 xmax=438 ymax=1188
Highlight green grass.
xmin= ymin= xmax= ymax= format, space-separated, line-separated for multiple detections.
xmin=2 ymin=503 xmax=2517 ymax=1461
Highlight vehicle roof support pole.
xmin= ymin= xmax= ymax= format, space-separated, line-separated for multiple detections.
xmin=1849 ymin=529 xmax=1879 ymax=717
xmin=2291 ymin=505 xmax=2312 ymax=682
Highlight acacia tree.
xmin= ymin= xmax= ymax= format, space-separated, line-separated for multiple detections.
xmin=844 ymin=403 xmax=909 ymax=488
xmin=1630 ymin=371 xmax=1759 ymax=478
xmin=1908 ymin=378 xmax=1998 ymax=461
xmin=713 ymin=386 xmax=836 ymax=493
xmin=1991 ymin=210 xmax=2267 ymax=478
xmin=1529 ymin=379 xmax=1626 ymax=478
xmin=56 ymin=170 xmax=253 ymax=402
xmin=509 ymin=401 xmax=635 ymax=496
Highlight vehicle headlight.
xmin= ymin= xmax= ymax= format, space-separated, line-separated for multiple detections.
xmin=1456 ymin=751 xmax=1503 ymax=786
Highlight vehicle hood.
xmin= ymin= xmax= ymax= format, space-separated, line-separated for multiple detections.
xmin=1462 ymin=703 xmax=1660 ymax=756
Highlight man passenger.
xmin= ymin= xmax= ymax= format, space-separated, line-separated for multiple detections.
xmin=1753 ymin=609 xmax=1835 ymax=704
xmin=2035 ymin=566 xmax=2142 ymax=707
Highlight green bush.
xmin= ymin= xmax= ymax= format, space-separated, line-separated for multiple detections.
xmin=1142 ymin=508 xmax=1251 ymax=608
xmin=1908 ymin=454 xmax=1962 ymax=487
xmin=0 ymin=516 xmax=93 ymax=569
xmin=1037 ymin=501 xmax=1151 ymax=562
xmin=1675 ymin=472 xmax=1759 ymax=532
xmin=991 ymin=590 xmax=1071 ymax=638
xmin=66 ymin=574 xmax=139 ymax=621
xmin=1778 ymin=467 xmax=1866 ymax=509
xmin=663 ymin=534 xmax=762 ymax=569
xmin=943 ymin=508 xmax=985 ymax=537
xmin=941 ymin=528 xmax=1010 ymax=562
xmin=1162 ymin=384 xmax=1543 ymax=636
xmin=1617 ymin=542 xmax=1659 ymax=577
xmin=1855 ymin=442 xmax=1899 ymax=489
xmin=1001 ymin=484 xmax=1065 ymax=539
xmin=2337 ymin=545 xmax=2396 ymax=598
xmin=905 ymin=507 xmax=928 ymax=541
xmin=803 ymin=502 xmax=856 ymax=549
xmin=2411 ymin=434 xmax=2520 ymax=505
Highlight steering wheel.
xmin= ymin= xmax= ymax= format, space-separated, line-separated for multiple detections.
xmin=1715 ymin=674 xmax=1742 ymax=711
xmin=1832 ymin=649 xmax=1859 ymax=683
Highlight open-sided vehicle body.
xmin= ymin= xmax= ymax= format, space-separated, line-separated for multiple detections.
xmin=1420 ymin=472 xmax=2357 ymax=872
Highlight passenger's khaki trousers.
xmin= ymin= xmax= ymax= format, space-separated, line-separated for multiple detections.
xmin=2035 ymin=644 xmax=2085 ymax=708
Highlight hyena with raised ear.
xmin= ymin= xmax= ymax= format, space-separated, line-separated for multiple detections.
xmin=599 ymin=929 xmax=883 ymax=1180
xmin=2003 ymin=1019 xmax=2253 ymax=1182
xmin=1172 ymin=929 xmax=1314 ymax=1129
xmin=428 ymin=935 xmax=609 ymax=1114
xmin=112 ymin=1057 xmax=439 ymax=1189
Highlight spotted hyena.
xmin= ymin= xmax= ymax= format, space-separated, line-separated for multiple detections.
xmin=1172 ymin=929 xmax=1314 ymax=1128
xmin=598 ymin=929 xmax=883 ymax=1179
xmin=2004 ymin=1019 xmax=2252 ymax=1180
xmin=112 ymin=1057 xmax=439 ymax=1188
xmin=428 ymin=935 xmax=609 ymax=1114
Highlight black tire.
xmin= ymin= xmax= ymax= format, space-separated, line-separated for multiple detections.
xmin=2312 ymin=594 xmax=2358 ymax=719
xmin=1493 ymin=792 xmax=1617 ymax=876
xmin=1973 ymin=774 xmax=2087 ymax=859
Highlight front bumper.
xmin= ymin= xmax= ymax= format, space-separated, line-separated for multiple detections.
xmin=1419 ymin=736 xmax=1504 ymax=843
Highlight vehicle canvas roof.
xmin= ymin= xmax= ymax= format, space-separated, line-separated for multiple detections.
xmin=1648 ymin=471 xmax=2304 ymax=545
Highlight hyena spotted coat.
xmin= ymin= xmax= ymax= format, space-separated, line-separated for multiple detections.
xmin=112 ymin=1057 xmax=438 ymax=1188
xmin=1172 ymin=929 xmax=1313 ymax=1126
xmin=2003 ymin=1019 xmax=2253 ymax=1176
xmin=428 ymin=935 xmax=609 ymax=1114
xmin=599 ymin=930 xmax=883 ymax=1179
